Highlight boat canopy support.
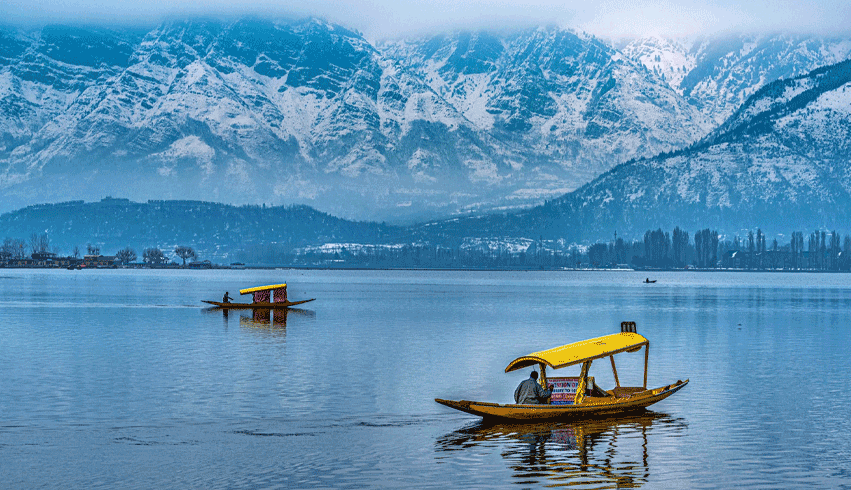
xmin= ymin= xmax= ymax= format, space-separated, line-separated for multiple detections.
xmin=240 ymin=284 xmax=288 ymax=303
xmin=644 ymin=343 xmax=649 ymax=389
xmin=610 ymin=355 xmax=620 ymax=387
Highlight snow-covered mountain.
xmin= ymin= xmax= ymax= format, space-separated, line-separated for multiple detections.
xmin=0 ymin=19 xmax=507 ymax=220
xmin=2 ymin=20 xmax=850 ymax=225
xmin=622 ymin=34 xmax=851 ymax=124
xmin=381 ymin=29 xmax=712 ymax=185
xmin=532 ymin=58 xmax=851 ymax=240
xmin=401 ymin=57 xmax=851 ymax=244
xmin=0 ymin=20 xmax=713 ymax=220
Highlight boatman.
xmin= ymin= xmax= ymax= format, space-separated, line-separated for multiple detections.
xmin=222 ymin=291 xmax=233 ymax=303
xmin=514 ymin=371 xmax=553 ymax=404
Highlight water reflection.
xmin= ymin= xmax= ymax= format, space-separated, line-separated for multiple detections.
xmin=436 ymin=412 xmax=687 ymax=488
xmin=204 ymin=307 xmax=315 ymax=334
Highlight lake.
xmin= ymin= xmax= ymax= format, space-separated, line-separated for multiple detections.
xmin=1 ymin=269 xmax=850 ymax=488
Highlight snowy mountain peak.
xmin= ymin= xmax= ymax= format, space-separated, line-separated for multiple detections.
xmin=621 ymin=35 xmax=695 ymax=89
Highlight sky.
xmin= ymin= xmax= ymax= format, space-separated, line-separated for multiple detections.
xmin=1 ymin=0 xmax=850 ymax=40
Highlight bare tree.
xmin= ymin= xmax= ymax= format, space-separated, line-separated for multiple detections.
xmin=87 ymin=244 xmax=101 ymax=256
xmin=0 ymin=238 xmax=13 ymax=261
xmin=72 ymin=246 xmax=80 ymax=258
xmin=174 ymin=246 xmax=196 ymax=266
xmin=29 ymin=233 xmax=49 ymax=255
xmin=30 ymin=233 xmax=39 ymax=255
xmin=143 ymin=248 xmax=167 ymax=265
xmin=11 ymin=238 xmax=27 ymax=259
xmin=115 ymin=247 xmax=137 ymax=265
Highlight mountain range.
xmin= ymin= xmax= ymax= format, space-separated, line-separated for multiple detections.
xmin=1 ymin=18 xmax=851 ymax=245
xmin=2 ymin=48 xmax=850 ymax=262
xmin=4 ymin=18 xmax=849 ymax=223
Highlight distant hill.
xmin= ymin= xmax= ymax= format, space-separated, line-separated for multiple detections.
xmin=0 ymin=198 xmax=398 ymax=262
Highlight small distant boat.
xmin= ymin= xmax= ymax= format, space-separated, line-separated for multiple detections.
xmin=644 ymin=278 xmax=656 ymax=283
xmin=203 ymin=283 xmax=315 ymax=309
xmin=435 ymin=322 xmax=688 ymax=421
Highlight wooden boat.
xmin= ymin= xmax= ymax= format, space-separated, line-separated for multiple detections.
xmin=203 ymin=283 xmax=315 ymax=309
xmin=644 ymin=278 xmax=657 ymax=283
xmin=435 ymin=322 xmax=688 ymax=421
xmin=202 ymin=299 xmax=315 ymax=309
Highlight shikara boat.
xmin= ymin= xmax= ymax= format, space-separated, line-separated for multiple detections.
xmin=435 ymin=322 xmax=688 ymax=420
xmin=203 ymin=283 xmax=315 ymax=309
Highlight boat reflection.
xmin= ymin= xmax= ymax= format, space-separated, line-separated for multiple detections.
xmin=436 ymin=411 xmax=686 ymax=488
xmin=205 ymin=306 xmax=315 ymax=333
xmin=238 ymin=307 xmax=315 ymax=329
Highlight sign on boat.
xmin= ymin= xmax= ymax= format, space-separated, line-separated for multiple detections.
xmin=435 ymin=322 xmax=688 ymax=420
xmin=202 ymin=283 xmax=316 ymax=309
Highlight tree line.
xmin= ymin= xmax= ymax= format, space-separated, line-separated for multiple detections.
xmin=5 ymin=227 xmax=851 ymax=271
xmin=238 ymin=226 xmax=851 ymax=271
xmin=0 ymin=233 xmax=201 ymax=267
xmin=600 ymin=227 xmax=851 ymax=271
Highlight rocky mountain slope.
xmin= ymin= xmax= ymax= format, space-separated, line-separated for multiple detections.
xmin=527 ymin=58 xmax=851 ymax=240
xmin=622 ymin=34 xmax=851 ymax=124
xmin=402 ymin=57 xmax=851 ymax=244
xmin=381 ymin=29 xmax=711 ymax=185
xmin=0 ymin=20 xmax=500 ymax=220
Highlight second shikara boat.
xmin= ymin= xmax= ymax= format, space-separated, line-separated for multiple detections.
xmin=203 ymin=283 xmax=315 ymax=309
xmin=435 ymin=322 xmax=688 ymax=420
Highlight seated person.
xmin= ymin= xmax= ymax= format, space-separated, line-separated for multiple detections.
xmin=222 ymin=291 xmax=233 ymax=303
xmin=514 ymin=371 xmax=554 ymax=404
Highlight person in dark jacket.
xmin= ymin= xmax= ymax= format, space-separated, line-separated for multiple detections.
xmin=514 ymin=371 xmax=553 ymax=404
xmin=222 ymin=291 xmax=233 ymax=303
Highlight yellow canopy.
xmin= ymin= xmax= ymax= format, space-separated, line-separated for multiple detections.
xmin=239 ymin=283 xmax=287 ymax=295
xmin=505 ymin=332 xmax=648 ymax=373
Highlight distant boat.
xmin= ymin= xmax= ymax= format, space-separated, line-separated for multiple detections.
xmin=644 ymin=278 xmax=656 ymax=283
xmin=203 ymin=283 xmax=315 ymax=309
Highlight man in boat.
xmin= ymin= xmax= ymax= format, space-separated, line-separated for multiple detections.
xmin=222 ymin=291 xmax=233 ymax=303
xmin=514 ymin=371 xmax=554 ymax=404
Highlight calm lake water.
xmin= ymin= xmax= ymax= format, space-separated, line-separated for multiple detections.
xmin=2 ymin=269 xmax=851 ymax=488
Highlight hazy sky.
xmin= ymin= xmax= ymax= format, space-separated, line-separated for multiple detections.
xmin=2 ymin=0 xmax=850 ymax=39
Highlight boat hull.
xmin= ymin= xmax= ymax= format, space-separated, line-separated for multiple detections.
xmin=202 ymin=299 xmax=315 ymax=309
xmin=436 ymin=379 xmax=688 ymax=420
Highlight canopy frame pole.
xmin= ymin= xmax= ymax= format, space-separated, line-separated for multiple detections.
xmin=574 ymin=361 xmax=591 ymax=405
xmin=643 ymin=344 xmax=649 ymax=389
xmin=610 ymin=355 xmax=620 ymax=387
xmin=539 ymin=363 xmax=547 ymax=389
